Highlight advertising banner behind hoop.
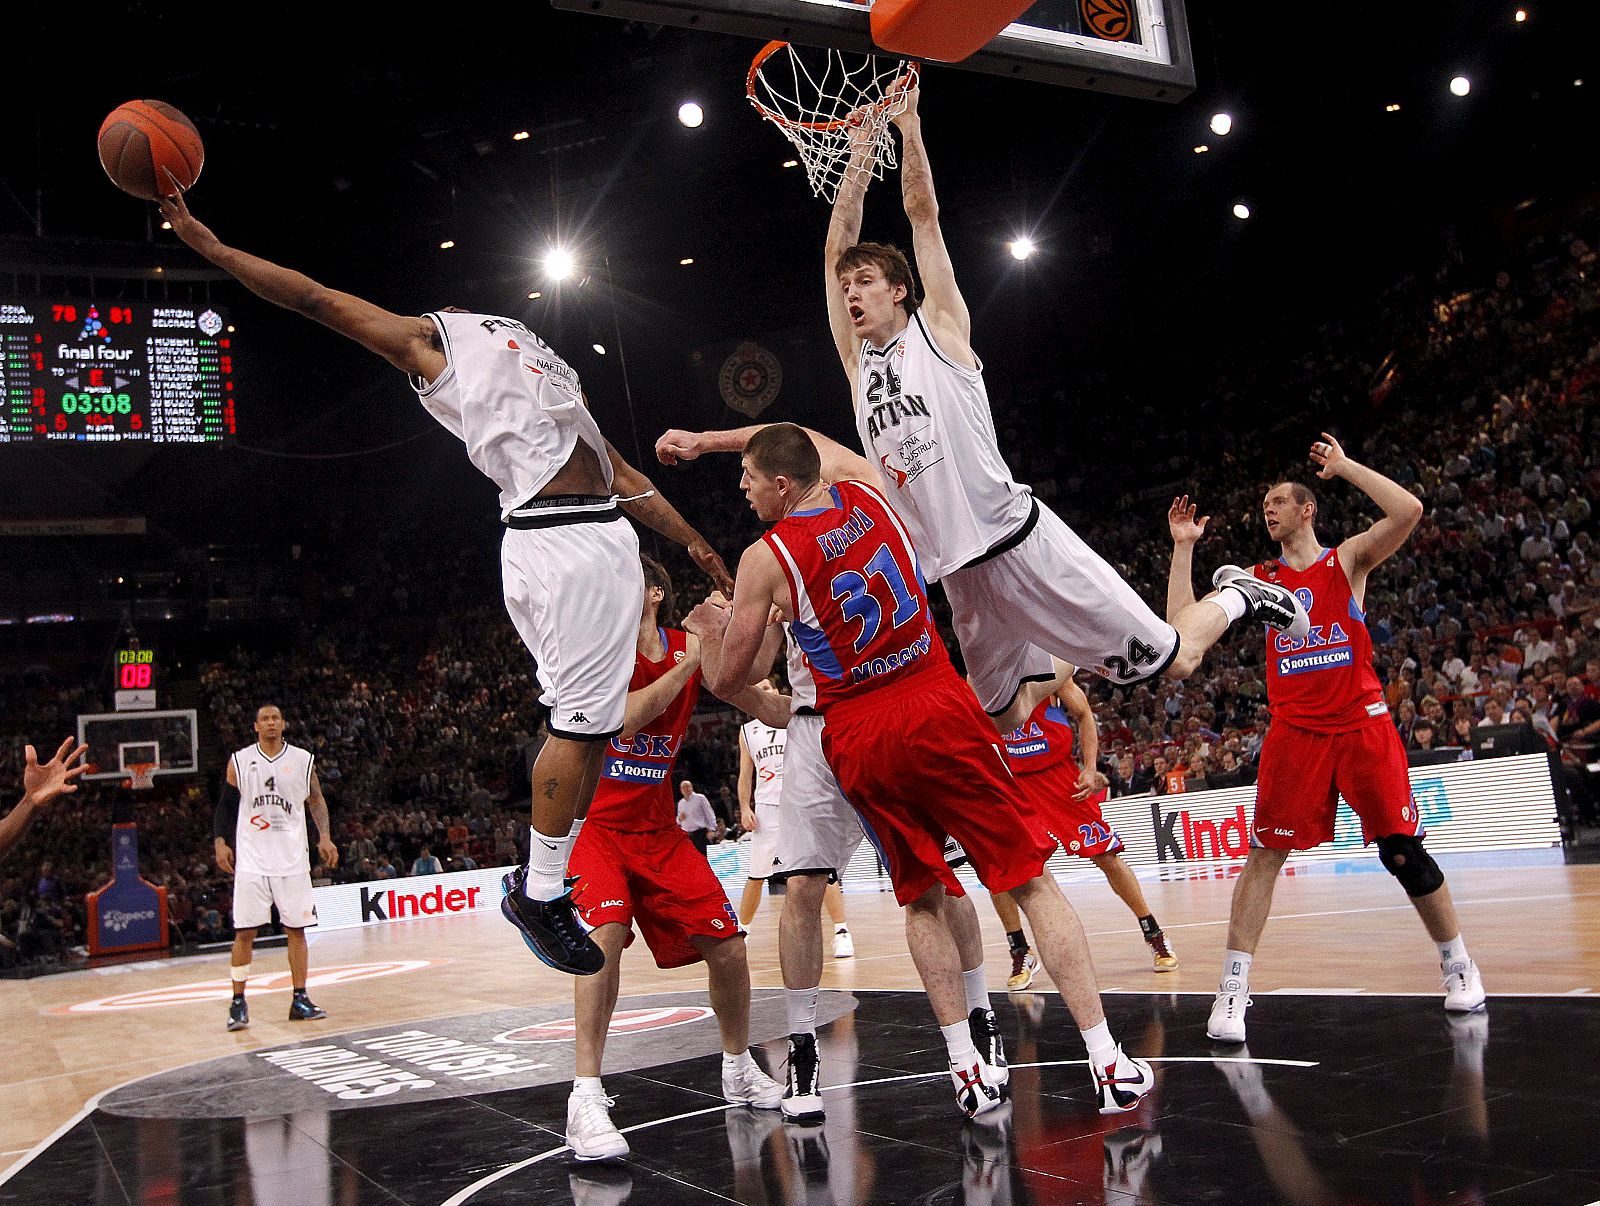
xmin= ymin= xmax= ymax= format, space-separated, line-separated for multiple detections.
xmin=1089 ymin=752 xmax=1559 ymax=876
xmin=314 ymin=865 xmax=510 ymax=931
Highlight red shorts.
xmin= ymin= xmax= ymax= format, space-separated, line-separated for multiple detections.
xmin=1253 ymin=717 xmax=1423 ymax=850
xmin=1013 ymin=760 xmax=1123 ymax=859
xmin=568 ymin=823 xmax=741 ymax=968
xmin=821 ymin=669 xmax=1055 ymax=905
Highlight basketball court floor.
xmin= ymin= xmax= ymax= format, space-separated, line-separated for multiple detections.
xmin=4 ymin=855 xmax=1599 ymax=1204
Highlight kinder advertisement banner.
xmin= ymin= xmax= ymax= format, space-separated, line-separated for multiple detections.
xmin=313 ymin=866 xmax=509 ymax=931
xmin=1094 ymin=752 xmax=1560 ymax=874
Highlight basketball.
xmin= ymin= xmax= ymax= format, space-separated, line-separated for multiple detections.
xmin=97 ymin=99 xmax=204 ymax=200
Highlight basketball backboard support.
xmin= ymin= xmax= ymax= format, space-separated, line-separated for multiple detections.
xmin=550 ymin=0 xmax=1193 ymax=100
xmin=77 ymin=709 xmax=199 ymax=781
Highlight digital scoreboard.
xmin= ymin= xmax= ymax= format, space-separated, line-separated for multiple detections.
xmin=0 ymin=298 xmax=236 ymax=444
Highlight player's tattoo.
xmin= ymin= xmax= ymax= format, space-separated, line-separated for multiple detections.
xmin=540 ymin=777 xmax=560 ymax=801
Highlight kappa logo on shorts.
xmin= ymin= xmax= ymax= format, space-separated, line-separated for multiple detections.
xmin=569 ymin=712 xmax=589 ymax=725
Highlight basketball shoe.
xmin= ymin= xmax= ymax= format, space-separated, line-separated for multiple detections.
xmin=1006 ymin=949 xmax=1038 ymax=991
xmin=1207 ymin=988 xmax=1251 ymax=1043
xmin=950 ymin=1053 xmax=1006 ymax=1119
xmin=567 ymin=1087 xmax=629 ymax=1162
xmin=1146 ymin=930 xmax=1178 ymax=972
xmin=1212 ymin=565 xmax=1310 ymax=641
xmin=288 ymin=991 xmax=326 ymax=1022
xmin=723 ymin=1052 xmax=784 ymax=1109
xmin=226 ymin=996 xmax=248 ymax=1032
xmin=782 ymin=1033 xmax=826 ymax=1122
xmin=833 ymin=925 xmax=854 ymax=959
xmin=567 ymin=1164 xmax=635 ymax=1206
xmin=1442 ymin=958 xmax=1487 ymax=1012
xmin=1093 ymin=1046 xmax=1155 ymax=1115
xmin=968 ymin=1008 xmax=1010 ymax=1092
xmin=501 ymin=866 xmax=605 ymax=976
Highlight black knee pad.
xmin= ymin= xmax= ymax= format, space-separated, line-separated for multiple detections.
xmin=1377 ymin=834 xmax=1444 ymax=897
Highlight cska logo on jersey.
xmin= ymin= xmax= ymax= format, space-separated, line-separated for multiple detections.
xmin=673 ymin=650 xmax=686 ymax=664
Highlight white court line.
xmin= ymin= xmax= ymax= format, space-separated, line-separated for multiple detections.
xmin=438 ymin=1055 xmax=1319 ymax=1206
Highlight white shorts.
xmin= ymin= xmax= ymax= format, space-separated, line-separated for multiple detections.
xmin=233 ymin=869 xmax=317 ymax=930
xmin=501 ymin=508 xmax=643 ymax=741
xmin=941 ymin=501 xmax=1180 ymax=713
xmin=743 ymin=803 xmax=783 ymax=880
xmin=774 ymin=712 xmax=865 ymax=882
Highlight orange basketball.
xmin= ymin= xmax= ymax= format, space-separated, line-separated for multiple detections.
xmin=97 ymin=100 xmax=204 ymax=200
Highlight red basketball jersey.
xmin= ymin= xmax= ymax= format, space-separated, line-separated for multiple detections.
xmin=763 ymin=479 xmax=950 ymax=712
xmin=589 ymin=627 xmax=701 ymax=830
xmin=1255 ymin=547 xmax=1386 ymax=733
xmin=1001 ymin=700 xmax=1074 ymax=776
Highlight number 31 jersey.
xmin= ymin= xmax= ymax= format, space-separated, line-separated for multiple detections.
xmin=763 ymin=479 xmax=951 ymax=713
xmin=231 ymin=742 xmax=314 ymax=876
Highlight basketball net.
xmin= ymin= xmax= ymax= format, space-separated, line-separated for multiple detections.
xmin=747 ymin=43 xmax=919 ymax=203
xmin=124 ymin=763 xmax=156 ymax=791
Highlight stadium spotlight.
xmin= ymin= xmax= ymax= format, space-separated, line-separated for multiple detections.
xmin=160 ymin=220 xmax=172 ymax=230
xmin=1194 ymin=144 xmax=1210 ymax=154
xmin=439 ymin=240 xmax=455 ymax=250
xmin=1514 ymin=7 xmax=1527 ymax=21
xmin=512 ymin=130 xmax=530 ymax=141
xmin=1450 ymin=76 xmax=1471 ymax=96
xmin=1209 ymin=112 xmax=1233 ymax=136
xmin=782 ymin=159 xmax=800 ymax=168
xmin=1385 ymin=102 xmax=1402 ymax=112
xmin=1232 ymin=202 xmax=1251 ymax=220
xmin=678 ymin=102 xmax=705 ymax=128
xmin=527 ymin=291 xmax=542 ymax=300
xmin=593 ymin=344 xmax=607 ymax=355
xmin=1007 ymin=237 xmax=1035 ymax=261
xmin=544 ymin=248 xmax=576 ymax=281
xmin=679 ymin=257 xmax=695 ymax=266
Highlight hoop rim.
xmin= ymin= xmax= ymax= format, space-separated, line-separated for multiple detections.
xmin=745 ymin=41 xmax=920 ymax=133
xmin=125 ymin=761 xmax=157 ymax=789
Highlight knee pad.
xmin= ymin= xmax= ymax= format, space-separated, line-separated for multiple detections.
xmin=230 ymin=963 xmax=252 ymax=981
xmin=1377 ymin=834 xmax=1444 ymax=897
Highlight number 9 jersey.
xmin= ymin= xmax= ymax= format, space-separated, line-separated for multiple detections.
xmin=762 ymin=479 xmax=950 ymax=714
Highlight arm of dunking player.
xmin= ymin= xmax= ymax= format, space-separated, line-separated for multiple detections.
xmin=824 ymin=118 xmax=876 ymax=366
xmin=891 ymin=91 xmax=975 ymax=366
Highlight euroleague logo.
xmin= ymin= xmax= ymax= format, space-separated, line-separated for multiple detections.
xmin=495 ymin=1005 xmax=715 ymax=1044
xmin=1081 ymin=0 xmax=1132 ymax=41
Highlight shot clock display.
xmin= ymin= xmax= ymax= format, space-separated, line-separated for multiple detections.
xmin=115 ymin=647 xmax=157 ymax=692
xmin=1 ymin=298 xmax=236 ymax=443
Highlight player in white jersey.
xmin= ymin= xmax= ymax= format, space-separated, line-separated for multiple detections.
xmin=656 ymin=86 xmax=1308 ymax=730
xmin=213 ymin=705 xmax=338 ymax=1031
xmin=160 ymin=189 xmax=731 ymax=977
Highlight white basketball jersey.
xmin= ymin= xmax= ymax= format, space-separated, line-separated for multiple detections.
xmin=784 ymin=624 xmax=818 ymax=711
xmin=231 ymin=742 xmax=314 ymax=877
xmin=854 ymin=312 xmax=1033 ymax=581
xmin=412 ymin=311 xmax=613 ymax=519
xmin=741 ymin=720 xmax=787 ymax=808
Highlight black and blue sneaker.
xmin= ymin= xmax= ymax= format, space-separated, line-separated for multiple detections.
xmin=226 ymin=995 xmax=248 ymax=1032
xmin=288 ymin=991 xmax=326 ymax=1021
xmin=500 ymin=866 xmax=605 ymax=976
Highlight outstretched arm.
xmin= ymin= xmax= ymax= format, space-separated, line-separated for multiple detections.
xmin=158 ymin=188 xmax=443 ymax=381
xmin=1316 ymin=434 xmax=1424 ymax=582
xmin=1167 ymin=495 xmax=1208 ymax=621
xmin=824 ymin=117 xmax=878 ymax=366
xmin=604 ymin=439 xmax=734 ymax=594
xmin=656 ymin=425 xmax=876 ymax=486
xmin=0 ymin=739 xmax=89 ymax=861
xmin=891 ymin=90 xmax=975 ymax=365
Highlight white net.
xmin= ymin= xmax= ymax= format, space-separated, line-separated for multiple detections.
xmin=747 ymin=43 xmax=918 ymax=204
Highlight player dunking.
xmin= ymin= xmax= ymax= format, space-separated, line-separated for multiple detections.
xmin=159 ymin=189 xmax=730 ymax=977
xmin=213 ymin=705 xmax=338 ymax=1031
xmin=563 ymin=557 xmax=786 ymax=1161
xmin=1166 ymin=434 xmax=1487 ymax=1043
xmin=992 ymin=662 xmax=1178 ymax=986
xmin=656 ymin=84 xmax=1306 ymax=730
xmin=691 ymin=424 xmax=1155 ymax=1118
xmin=734 ymin=697 xmax=853 ymax=957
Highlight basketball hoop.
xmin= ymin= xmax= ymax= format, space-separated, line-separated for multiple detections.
xmin=124 ymin=762 xmax=157 ymax=791
xmin=746 ymin=41 xmax=919 ymax=203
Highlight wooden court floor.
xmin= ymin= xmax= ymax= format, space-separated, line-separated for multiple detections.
xmin=5 ymin=860 xmax=1599 ymax=1176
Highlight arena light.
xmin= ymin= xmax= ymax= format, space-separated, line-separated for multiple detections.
xmin=679 ymin=257 xmax=695 ymax=266
xmin=1514 ymin=7 xmax=1527 ymax=21
xmin=439 ymin=240 xmax=455 ymax=250
xmin=1385 ymin=102 xmax=1402 ymax=112
xmin=544 ymin=248 xmax=576 ymax=282
xmin=1193 ymin=144 xmax=1210 ymax=154
xmin=782 ymin=159 xmax=799 ymax=168
xmin=1450 ymin=75 xmax=1471 ymax=97
xmin=1007 ymin=237 xmax=1035 ymax=261
xmin=512 ymin=130 xmax=530 ymax=141
xmin=1232 ymin=202 xmax=1251 ymax=220
xmin=592 ymin=343 xmax=607 ymax=355
xmin=677 ymin=102 xmax=705 ymax=128
xmin=160 ymin=220 xmax=172 ymax=230
xmin=1209 ymin=111 xmax=1233 ymax=136
xmin=527 ymin=290 xmax=542 ymax=299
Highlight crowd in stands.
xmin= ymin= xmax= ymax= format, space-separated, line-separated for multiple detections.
xmin=4 ymin=209 xmax=1599 ymax=969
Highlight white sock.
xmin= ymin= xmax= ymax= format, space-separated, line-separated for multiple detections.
xmin=1080 ymin=1020 xmax=1118 ymax=1069
xmin=1209 ymin=588 xmax=1250 ymax=625
xmin=941 ymin=1019 xmax=978 ymax=1064
xmin=1437 ymin=935 xmax=1469 ymax=969
xmin=1220 ymin=948 xmax=1253 ymax=993
xmin=722 ymin=1049 xmax=751 ymax=1069
xmin=572 ymin=1075 xmax=603 ymax=1097
xmin=786 ymin=986 xmax=819 ymax=1037
xmin=835 ymin=924 xmax=849 ymax=934
xmin=962 ymin=967 xmax=991 ymax=1017
xmin=526 ymin=823 xmax=576 ymax=900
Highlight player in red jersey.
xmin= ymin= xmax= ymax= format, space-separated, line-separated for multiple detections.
xmin=690 ymin=423 xmax=1154 ymax=1119
xmin=991 ymin=661 xmax=1178 ymax=985
xmin=1166 ymin=434 xmax=1487 ymax=1044
xmin=563 ymin=557 xmax=789 ymax=1162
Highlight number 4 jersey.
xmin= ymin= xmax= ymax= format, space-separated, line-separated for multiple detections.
xmin=763 ymin=479 xmax=951 ymax=713
xmin=230 ymin=742 xmax=314 ymax=877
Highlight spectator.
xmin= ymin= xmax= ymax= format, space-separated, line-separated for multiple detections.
xmin=411 ymin=845 xmax=443 ymax=876
xmin=675 ymin=780 xmax=717 ymax=856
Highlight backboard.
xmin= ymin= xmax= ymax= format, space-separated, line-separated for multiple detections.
xmin=77 ymin=709 xmax=200 ymax=781
xmin=550 ymin=0 xmax=1194 ymax=100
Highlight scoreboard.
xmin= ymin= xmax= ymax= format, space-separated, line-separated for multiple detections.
xmin=0 ymin=298 xmax=236 ymax=444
